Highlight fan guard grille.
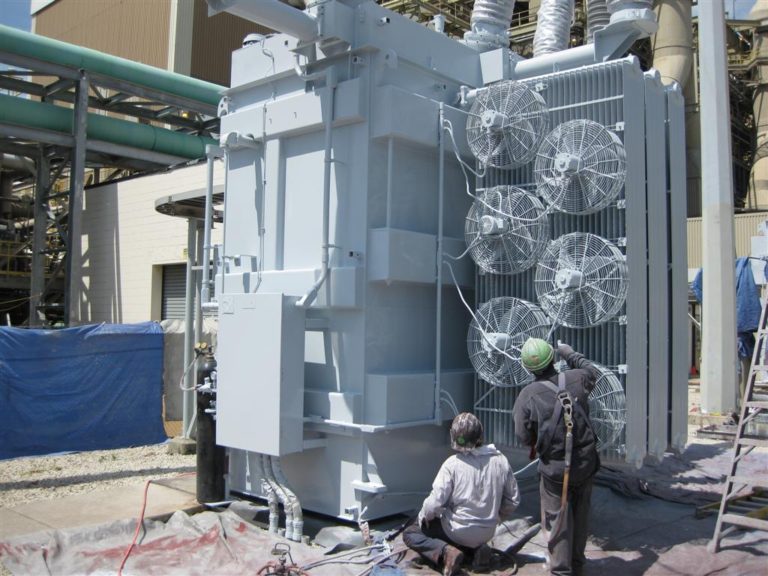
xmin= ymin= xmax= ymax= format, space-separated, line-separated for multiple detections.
xmin=465 ymin=186 xmax=550 ymax=275
xmin=467 ymin=297 xmax=551 ymax=388
xmin=534 ymin=119 xmax=626 ymax=214
xmin=535 ymin=232 xmax=628 ymax=328
xmin=466 ymin=81 xmax=549 ymax=169
xmin=588 ymin=363 xmax=626 ymax=450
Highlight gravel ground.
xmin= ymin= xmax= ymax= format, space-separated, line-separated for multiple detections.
xmin=0 ymin=444 xmax=195 ymax=509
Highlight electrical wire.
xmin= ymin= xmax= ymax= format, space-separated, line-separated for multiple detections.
xmin=440 ymin=390 xmax=460 ymax=417
xmin=442 ymin=118 xmax=554 ymax=223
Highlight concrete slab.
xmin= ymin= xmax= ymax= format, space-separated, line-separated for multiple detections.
xmin=0 ymin=474 xmax=198 ymax=538
xmin=0 ymin=509 xmax=50 ymax=540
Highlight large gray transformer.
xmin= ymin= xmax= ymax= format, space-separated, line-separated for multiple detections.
xmin=203 ymin=0 xmax=687 ymax=524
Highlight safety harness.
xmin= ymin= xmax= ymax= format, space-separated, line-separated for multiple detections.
xmin=536 ymin=372 xmax=575 ymax=538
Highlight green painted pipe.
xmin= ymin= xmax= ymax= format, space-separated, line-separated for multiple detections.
xmin=0 ymin=93 xmax=216 ymax=159
xmin=0 ymin=24 xmax=224 ymax=107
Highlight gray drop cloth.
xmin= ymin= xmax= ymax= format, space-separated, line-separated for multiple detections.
xmin=0 ymin=510 xmax=388 ymax=576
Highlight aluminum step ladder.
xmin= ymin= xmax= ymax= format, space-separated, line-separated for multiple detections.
xmin=709 ymin=296 xmax=768 ymax=552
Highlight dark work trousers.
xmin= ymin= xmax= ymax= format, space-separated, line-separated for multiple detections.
xmin=403 ymin=518 xmax=473 ymax=567
xmin=540 ymin=474 xmax=594 ymax=576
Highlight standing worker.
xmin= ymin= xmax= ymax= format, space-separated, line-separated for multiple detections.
xmin=404 ymin=412 xmax=520 ymax=576
xmin=513 ymin=338 xmax=600 ymax=576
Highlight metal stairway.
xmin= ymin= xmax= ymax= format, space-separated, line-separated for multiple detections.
xmin=709 ymin=295 xmax=768 ymax=552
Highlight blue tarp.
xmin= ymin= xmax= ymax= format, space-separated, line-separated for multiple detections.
xmin=0 ymin=322 xmax=166 ymax=460
xmin=691 ymin=257 xmax=763 ymax=359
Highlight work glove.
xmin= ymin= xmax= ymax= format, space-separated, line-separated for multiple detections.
xmin=557 ymin=342 xmax=575 ymax=359
xmin=417 ymin=509 xmax=427 ymax=529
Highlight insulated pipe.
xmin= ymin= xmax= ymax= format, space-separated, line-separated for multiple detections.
xmin=0 ymin=154 xmax=35 ymax=174
xmin=262 ymin=454 xmax=293 ymax=540
xmin=651 ymin=0 xmax=693 ymax=89
xmin=206 ymin=0 xmax=317 ymax=42
xmin=463 ymin=0 xmax=516 ymax=52
xmin=533 ymin=0 xmax=575 ymax=57
xmin=297 ymin=66 xmax=337 ymax=308
xmin=0 ymin=93 xmax=215 ymax=160
xmin=0 ymin=24 xmax=223 ymax=107
xmin=270 ymin=456 xmax=303 ymax=542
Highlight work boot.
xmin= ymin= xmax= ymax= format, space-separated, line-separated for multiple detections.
xmin=442 ymin=545 xmax=464 ymax=576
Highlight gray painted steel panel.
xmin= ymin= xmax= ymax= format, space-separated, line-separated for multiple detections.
xmin=645 ymin=71 xmax=670 ymax=461
xmin=667 ymin=85 xmax=689 ymax=451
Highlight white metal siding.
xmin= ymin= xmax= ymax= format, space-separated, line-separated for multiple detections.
xmin=687 ymin=212 xmax=768 ymax=269
xmin=74 ymin=162 xmax=224 ymax=324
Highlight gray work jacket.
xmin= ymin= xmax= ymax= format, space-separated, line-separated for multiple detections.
xmin=419 ymin=444 xmax=520 ymax=549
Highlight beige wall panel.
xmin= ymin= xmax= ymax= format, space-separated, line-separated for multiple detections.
xmin=74 ymin=162 xmax=224 ymax=324
xmin=35 ymin=0 xmax=172 ymax=69
xmin=687 ymin=212 xmax=768 ymax=269
xmin=190 ymin=0 xmax=271 ymax=86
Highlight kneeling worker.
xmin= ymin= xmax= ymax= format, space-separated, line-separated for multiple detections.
xmin=513 ymin=338 xmax=600 ymax=576
xmin=404 ymin=412 xmax=520 ymax=576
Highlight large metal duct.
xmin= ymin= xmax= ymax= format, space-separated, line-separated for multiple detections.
xmin=206 ymin=0 xmax=318 ymax=42
xmin=750 ymin=0 xmax=768 ymax=210
xmin=533 ymin=0 xmax=575 ymax=57
xmin=463 ymin=0 xmax=517 ymax=52
xmin=651 ymin=0 xmax=693 ymax=89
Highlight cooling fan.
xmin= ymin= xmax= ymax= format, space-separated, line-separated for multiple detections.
xmin=465 ymin=186 xmax=550 ymax=275
xmin=588 ymin=363 xmax=626 ymax=450
xmin=535 ymin=232 xmax=627 ymax=328
xmin=467 ymin=297 xmax=551 ymax=387
xmin=534 ymin=119 xmax=626 ymax=214
xmin=466 ymin=81 xmax=549 ymax=168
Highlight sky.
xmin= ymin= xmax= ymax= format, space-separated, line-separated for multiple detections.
xmin=0 ymin=0 xmax=31 ymax=31
xmin=0 ymin=1 xmax=761 ymax=31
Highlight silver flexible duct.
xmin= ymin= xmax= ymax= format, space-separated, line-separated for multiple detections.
xmin=533 ymin=0 xmax=575 ymax=57
xmin=463 ymin=0 xmax=516 ymax=53
xmin=587 ymin=0 xmax=610 ymax=43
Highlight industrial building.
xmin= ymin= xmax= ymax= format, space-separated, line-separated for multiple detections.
xmin=0 ymin=0 xmax=767 ymax=572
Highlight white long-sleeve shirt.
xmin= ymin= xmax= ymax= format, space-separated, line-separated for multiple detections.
xmin=419 ymin=444 xmax=520 ymax=549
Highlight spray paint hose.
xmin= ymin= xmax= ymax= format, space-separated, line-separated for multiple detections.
xmin=116 ymin=472 xmax=196 ymax=576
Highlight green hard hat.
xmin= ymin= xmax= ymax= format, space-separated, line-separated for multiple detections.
xmin=521 ymin=337 xmax=554 ymax=373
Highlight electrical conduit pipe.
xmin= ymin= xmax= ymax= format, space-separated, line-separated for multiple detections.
xmin=247 ymin=453 xmax=279 ymax=533
xmin=0 ymin=93 xmax=215 ymax=160
xmin=262 ymin=454 xmax=294 ymax=540
xmin=297 ymin=66 xmax=337 ymax=308
xmin=270 ymin=456 xmax=303 ymax=542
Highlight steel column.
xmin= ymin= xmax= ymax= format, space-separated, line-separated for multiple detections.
xmin=64 ymin=71 xmax=88 ymax=326
xmin=183 ymin=218 xmax=198 ymax=438
xmin=698 ymin=1 xmax=738 ymax=414
xmin=28 ymin=151 xmax=49 ymax=327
